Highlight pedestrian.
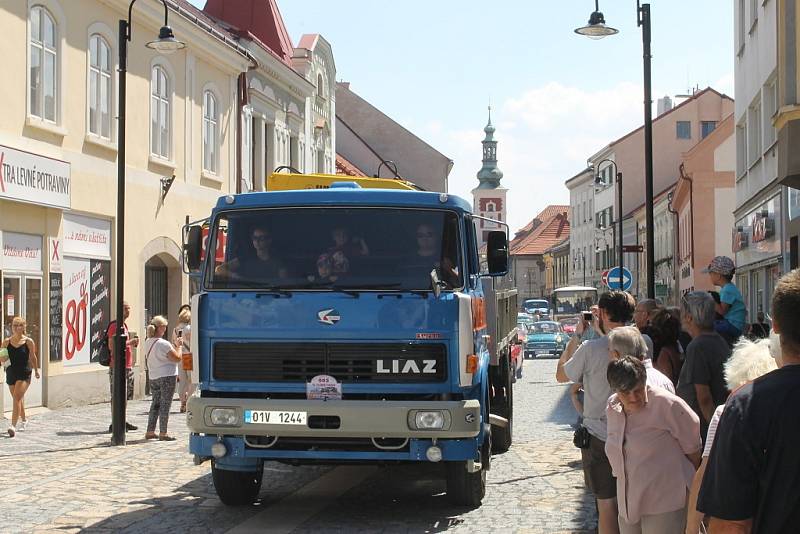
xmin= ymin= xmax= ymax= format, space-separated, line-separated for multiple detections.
xmin=697 ymin=268 xmax=800 ymax=533
xmin=676 ymin=291 xmax=731 ymax=440
xmin=1 ymin=317 xmax=40 ymax=437
xmin=607 ymin=325 xmax=674 ymax=393
xmin=605 ymin=356 xmax=702 ymax=534
xmin=665 ymin=306 xmax=693 ymax=353
xmin=557 ymin=290 xmax=637 ymax=534
xmin=633 ymin=298 xmax=659 ymax=359
xmin=685 ymin=337 xmax=778 ymax=534
xmin=748 ymin=311 xmax=770 ymax=339
xmin=172 ymin=304 xmax=194 ymax=413
xmin=702 ymin=256 xmax=746 ymax=344
xmin=649 ymin=308 xmax=684 ymax=386
xmin=107 ymin=301 xmax=140 ymax=433
xmin=143 ymin=315 xmax=182 ymax=441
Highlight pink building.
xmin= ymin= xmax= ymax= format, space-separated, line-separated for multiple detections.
xmin=673 ymin=114 xmax=736 ymax=296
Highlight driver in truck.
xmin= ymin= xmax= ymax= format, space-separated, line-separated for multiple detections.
xmin=413 ymin=223 xmax=459 ymax=288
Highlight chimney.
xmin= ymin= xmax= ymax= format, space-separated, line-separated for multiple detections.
xmin=657 ymin=96 xmax=673 ymax=116
xmin=339 ymin=81 xmax=350 ymax=90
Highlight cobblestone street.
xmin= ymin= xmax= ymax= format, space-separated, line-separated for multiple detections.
xmin=0 ymin=359 xmax=596 ymax=533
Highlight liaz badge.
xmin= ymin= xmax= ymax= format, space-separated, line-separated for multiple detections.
xmin=306 ymin=374 xmax=342 ymax=401
xmin=317 ymin=308 xmax=341 ymax=325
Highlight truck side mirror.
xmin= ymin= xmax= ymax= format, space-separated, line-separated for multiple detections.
xmin=185 ymin=226 xmax=203 ymax=271
xmin=486 ymin=231 xmax=508 ymax=276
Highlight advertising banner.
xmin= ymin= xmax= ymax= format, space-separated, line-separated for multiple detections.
xmin=0 ymin=144 xmax=70 ymax=209
xmin=89 ymin=259 xmax=111 ymax=364
xmin=49 ymin=273 xmax=63 ymax=361
xmin=62 ymin=214 xmax=111 ymax=259
xmin=62 ymin=258 xmax=91 ymax=366
xmin=2 ymin=232 xmax=43 ymax=272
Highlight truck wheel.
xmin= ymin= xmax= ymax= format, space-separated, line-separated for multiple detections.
xmin=212 ymin=461 xmax=263 ymax=506
xmin=446 ymin=429 xmax=490 ymax=507
xmin=491 ymin=358 xmax=514 ymax=454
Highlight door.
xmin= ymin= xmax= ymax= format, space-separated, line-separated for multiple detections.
xmin=3 ymin=274 xmax=43 ymax=410
xmin=144 ymin=262 xmax=168 ymax=325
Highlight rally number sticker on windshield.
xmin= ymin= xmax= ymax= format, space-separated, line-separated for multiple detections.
xmin=244 ymin=410 xmax=307 ymax=425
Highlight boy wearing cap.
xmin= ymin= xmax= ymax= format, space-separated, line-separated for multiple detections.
xmin=703 ymin=256 xmax=746 ymax=342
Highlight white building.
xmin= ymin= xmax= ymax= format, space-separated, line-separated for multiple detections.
xmin=565 ymin=168 xmax=596 ymax=287
xmin=733 ymin=0 xmax=783 ymax=318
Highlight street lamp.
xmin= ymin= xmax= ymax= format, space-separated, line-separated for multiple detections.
xmin=593 ymin=159 xmax=624 ymax=291
xmin=576 ymin=1 xmax=655 ymax=299
xmin=113 ymin=0 xmax=185 ymax=446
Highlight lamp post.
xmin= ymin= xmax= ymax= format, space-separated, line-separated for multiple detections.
xmin=576 ymin=0 xmax=655 ymax=299
xmin=593 ymin=160 xmax=624 ymax=291
xmin=113 ymin=0 xmax=184 ymax=446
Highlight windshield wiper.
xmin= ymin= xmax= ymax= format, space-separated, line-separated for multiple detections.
xmin=288 ymin=281 xmax=359 ymax=298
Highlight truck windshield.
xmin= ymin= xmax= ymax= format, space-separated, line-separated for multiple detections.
xmin=205 ymin=207 xmax=463 ymax=291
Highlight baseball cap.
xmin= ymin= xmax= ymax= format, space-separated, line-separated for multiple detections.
xmin=702 ymin=256 xmax=735 ymax=275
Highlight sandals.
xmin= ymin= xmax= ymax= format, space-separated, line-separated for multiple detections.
xmin=144 ymin=432 xmax=157 ymax=440
xmin=158 ymin=434 xmax=176 ymax=441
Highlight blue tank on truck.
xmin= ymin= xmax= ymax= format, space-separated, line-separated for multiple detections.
xmin=181 ymin=183 xmax=517 ymax=507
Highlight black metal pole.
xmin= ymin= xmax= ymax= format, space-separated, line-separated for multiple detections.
xmin=617 ymin=172 xmax=624 ymax=290
xmin=583 ymin=255 xmax=586 ymax=287
xmin=112 ymin=18 xmax=129 ymax=446
xmin=639 ymin=2 xmax=655 ymax=299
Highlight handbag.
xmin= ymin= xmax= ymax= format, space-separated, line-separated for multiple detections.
xmin=0 ymin=347 xmax=10 ymax=369
xmin=573 ymin=425 xmax=591 ymax=449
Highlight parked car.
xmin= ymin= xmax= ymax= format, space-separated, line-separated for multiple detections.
xmin=525 ymin=321 xmax=568 ymax=358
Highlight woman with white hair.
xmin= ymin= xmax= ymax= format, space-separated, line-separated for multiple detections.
xmin=684 ymin=337 xmax=779 ymax=534
xmin=143 ymin=316 xmax=183 ymax=441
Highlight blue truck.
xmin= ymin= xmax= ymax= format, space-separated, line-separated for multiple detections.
xmin=182 ymin=181 xmax=518 ymax=507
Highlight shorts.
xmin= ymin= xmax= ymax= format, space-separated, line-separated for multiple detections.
xmin=580 ymin=434 xmax=617 ymax=500
xmin=5 ymin=368 xmax=32 ymax=386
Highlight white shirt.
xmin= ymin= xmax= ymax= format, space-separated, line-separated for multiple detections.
xmin=644 ymin=358 xmax=676 ymax=394
xmin=702 ymin=404 xmax=726 ymax=457
xmin=144 ymin=338 xmax=178 ymax=380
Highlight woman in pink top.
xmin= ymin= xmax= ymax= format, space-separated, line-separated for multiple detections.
xmin=605 ymin=356 xmax=702 ymax=534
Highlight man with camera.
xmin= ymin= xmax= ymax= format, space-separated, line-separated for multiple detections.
xmin=556 ymin=291 xmax=636 ymax=534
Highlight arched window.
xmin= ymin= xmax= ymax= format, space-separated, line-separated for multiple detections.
xmin=30 ymin=6 xmax=58 ymax=122
xmin=202 ymin=90 xmax=218 ymax=173
xmin=317 ymin=73 xmax=325 ymax=99
xmin=150 ymin=66 xmax=171 ymax=158
xmin=88 ymin=34 xmax=112 ymax=139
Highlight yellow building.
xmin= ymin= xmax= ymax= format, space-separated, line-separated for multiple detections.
xmin=0 ymin=0 xmax=251 ymax=410
xmin=777 ymin=0 xmax=800 ymax=270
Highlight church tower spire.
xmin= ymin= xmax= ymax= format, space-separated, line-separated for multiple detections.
xmin=472 ymin=107 xmax=508 ymax=250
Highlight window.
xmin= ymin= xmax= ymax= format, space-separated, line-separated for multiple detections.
xmin=748 ymin=101 xmax=762 ymax=166
xmin=701 ymin=121 xmax=717 ymax=139
xmin=202 ymin=90 xmax=218 ymax=173
xmin=736 ymin=120 xmax=747 ymax=177
xmin=88 ymin=34 xmax=112 ymax=139
xmin=317 ymin=73 xmax=325 ymax=99
xmin=676 ymin=121 xmax=691 ymax=139
xmin=749 ymin=0 xmax=758 ymax=31
xmin=150 ymin=66 xmax=171 ymax=159
xmin=763 ymin=79 xmax=777 ymax=149
xmin=29 ymin=6 xmax=57 ymax=122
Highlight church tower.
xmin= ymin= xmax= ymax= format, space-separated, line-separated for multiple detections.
xmin=472 ymin=107 xmax=507 ymax=250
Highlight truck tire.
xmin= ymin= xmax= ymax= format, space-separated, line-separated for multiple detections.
xmin=212 ymin=462 xmax=263 ymax=506
xmin=491 ymin=355 xmax=513 ymax=454
xmin=446 ymin=427 xmax=490 ymax=507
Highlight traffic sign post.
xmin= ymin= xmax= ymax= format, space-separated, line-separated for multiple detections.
xmin=606 ymin=266 xmax=633 ymax=291
xmin=622 ymin=244 xmax=644 ymax=253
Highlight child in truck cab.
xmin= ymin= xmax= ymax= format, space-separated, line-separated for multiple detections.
xmin=327 ymin=226 xmax=369 ymax=275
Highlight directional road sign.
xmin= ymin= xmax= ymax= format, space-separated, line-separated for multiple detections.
xmin=606 ymin=266 xmax=633 ymax=291
xmin=622 ymin=244 xmax=644 ymax=253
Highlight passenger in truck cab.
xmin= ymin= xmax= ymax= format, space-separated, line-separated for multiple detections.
xmin=327 ymin=226 xmax=369 ymax=275
xmin=215 ymin=225 xmax=288 ymax=281
xmin=413 ymin=223 xmax=459 ymax=288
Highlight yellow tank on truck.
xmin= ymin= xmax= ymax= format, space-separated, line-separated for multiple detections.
xmin=265 ymin=172 xmax=422 ymax=191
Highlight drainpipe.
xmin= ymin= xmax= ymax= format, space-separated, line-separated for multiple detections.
xmin=235 ymin=56 xmax=258 ymax=194
xmin=678 ymin=163 xmax=695 ymax=269
xmin=667 ymin=190 xmax=679 ymax=301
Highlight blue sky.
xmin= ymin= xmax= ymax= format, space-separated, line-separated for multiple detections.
xmin=189 ymin=0 xmax=734 ymax=232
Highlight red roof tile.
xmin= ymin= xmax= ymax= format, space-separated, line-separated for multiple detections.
xmin=511 ymin=205 xmax=570 ymax=247
xmin=511 ymin=211 xmax=570 ymax=256
xmin=335 ymin=154 xmax=367 ymax=177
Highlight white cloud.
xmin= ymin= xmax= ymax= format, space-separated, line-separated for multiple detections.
xmin=713 ymin=72 xmax=734 ymax=97
xmin=423 ymin=82 xmax=648 ymax=234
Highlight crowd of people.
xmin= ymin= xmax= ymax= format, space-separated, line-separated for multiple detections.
xmin=557 ymin=257 xmax=800 ymax=533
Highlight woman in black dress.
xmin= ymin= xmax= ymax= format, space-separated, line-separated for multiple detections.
xmin=1 ymin=316 xmax=40 ymax=437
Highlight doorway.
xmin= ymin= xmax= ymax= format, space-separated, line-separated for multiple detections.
xmin=145 ymin=258 xmax=168 ymax=325
xmin=2 ymin=274 xmax=43 ymax=410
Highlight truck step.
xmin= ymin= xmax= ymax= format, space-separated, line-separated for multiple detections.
xmin=489 ymin=414 xmax=509 ymax=428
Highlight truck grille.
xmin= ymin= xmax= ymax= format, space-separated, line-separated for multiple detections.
xmin=213 ymin=342 xmax=447 ymax=383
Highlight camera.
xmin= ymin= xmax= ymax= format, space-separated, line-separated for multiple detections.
xmin=177 ymin=329 xmax=183 ymax=337
xmin=582 ymin=312 xmax=593 ymax=322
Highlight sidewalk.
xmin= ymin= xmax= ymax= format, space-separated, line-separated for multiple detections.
xmin=0 ymin=399 xmax=328 ymax=533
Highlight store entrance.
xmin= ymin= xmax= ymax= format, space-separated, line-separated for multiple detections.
xmin=2 ymin=274 xmax=43 ymax=410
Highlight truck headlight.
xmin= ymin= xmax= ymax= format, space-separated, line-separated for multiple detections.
xmin=210 ymin=408 xmax=239 ymax=426
xmin=413 ymin=411 xmax=445 ymax=430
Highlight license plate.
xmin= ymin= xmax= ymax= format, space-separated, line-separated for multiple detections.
xmin=244 ymin=410 xmax=307 ymax=425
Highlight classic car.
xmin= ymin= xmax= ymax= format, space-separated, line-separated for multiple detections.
xmin=525 ymin=321 xmax=568 ymax=358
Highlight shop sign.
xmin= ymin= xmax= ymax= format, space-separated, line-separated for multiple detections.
xmin=62 ymin=257 xmax=110 ymax=366
xmin=49 ymin=237 xmax=62 ymax=273
xmin=0 ymin=144 xmax=70 ymax=209
xmin=734 ymin=196 xmax=782 ymax=268
xmin=2 ymin=232 xmax=42 ymax=272
xmin=63 ymin=214 xmax=111 ymax=259
xmin=751 ymin=210 xmax=775 ymax=243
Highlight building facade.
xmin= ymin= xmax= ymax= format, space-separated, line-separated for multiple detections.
xmin=776 ymin=0 xmax=800 ymax=272
xmin=565 ymin=168 xmax=595 ymax=287
xmin=510 ymin=207 xmax=569 ymax=301
xmin=544 ymin=237 xmax=570 ymax=295
xmin=672 ymin=114 xmax=736 ymax=296
xmin=632 ymin=188 xmax=677 ymax=303
xmin=0 ymin=0 xmax=252 ymax=411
